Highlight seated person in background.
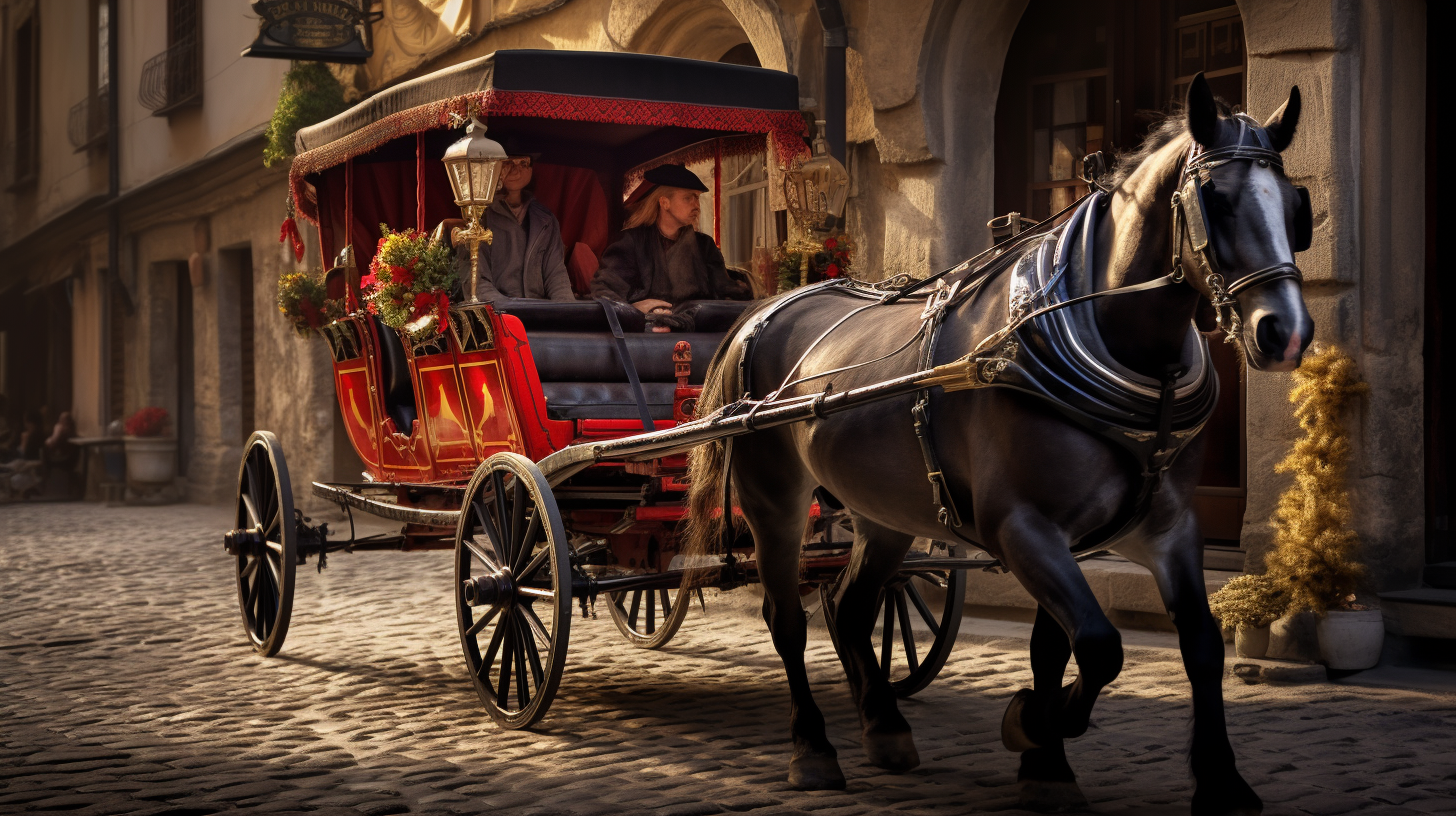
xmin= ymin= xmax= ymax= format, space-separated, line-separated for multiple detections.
xmin=591 ymin=164 xmax=751 ymax=318
xmin=444 ymin=155 xmax=576 ymax=302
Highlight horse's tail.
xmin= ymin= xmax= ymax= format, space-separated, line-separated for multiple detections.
xmin=682 ymin=303 xmax=766 ymax=577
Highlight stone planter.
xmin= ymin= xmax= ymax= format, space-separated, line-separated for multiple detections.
xmin=1235 ymin=625 xmax=1271 ymax=659
xmin=1317 ymin=609 xmax=1384 ymax=670
xmin=124 ymin=436 xmax=177 ymax=485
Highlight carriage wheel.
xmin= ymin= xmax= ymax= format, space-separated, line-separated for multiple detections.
xmin=871 ymin=568 xmax=965 ymax=697
xmin=232 ymin=431 xmax=296 ymax=657
xmin=606 ymin=573 xmax=694 ymax=649
xmin=455 ymin=453 xmax=571 ymax=729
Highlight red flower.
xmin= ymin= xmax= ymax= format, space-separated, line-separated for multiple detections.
xmin=825 ymin=263 xmax=841 ymax=279
xmin=359 ymin=271 xmax=377 ymax=292
xmin=125 ymin=406 xmax=170 ymax=437
xmin=389 ymin=264 xmax=415 ymax=289
xmin=824 ymin=238 xmax=838 ymax=250
xmin=412 ymin=290 xmax=451 ymax=332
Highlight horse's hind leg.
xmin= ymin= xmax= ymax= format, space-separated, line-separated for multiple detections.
xmin=734 ymin=438 xmax=844 ymax=790
xmin=830 ymin=512 xmax=918 ymax=771
xmin=1128 ymin=512 xmax=1262 ymax=816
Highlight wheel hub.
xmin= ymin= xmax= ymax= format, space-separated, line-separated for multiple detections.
xmin=224 ymin=528 xmax=265 ymax=556
xmin=462 ymin=571 xmax=513 ymax=608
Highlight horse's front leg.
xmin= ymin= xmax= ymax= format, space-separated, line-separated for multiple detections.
xmin=1132 ymin=511 xmax=1262 ymax=816
xmin=830 ymin=512 xmax=918 ymax=770
xmin=1014 ymin=605 xmax=1089 ymax=810
xmin=734 ymin=442 xmax=844 ymax=790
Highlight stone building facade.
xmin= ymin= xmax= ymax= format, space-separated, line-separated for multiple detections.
xmin=1 ymin=1 xmax=1438 ymax=604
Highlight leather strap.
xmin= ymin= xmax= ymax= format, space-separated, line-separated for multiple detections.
xmin=597 ymin=299 xmax=656 ymax=432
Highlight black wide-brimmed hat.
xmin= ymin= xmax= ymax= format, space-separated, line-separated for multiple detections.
xmin=626 ymin=163 xmax=709 ymax=206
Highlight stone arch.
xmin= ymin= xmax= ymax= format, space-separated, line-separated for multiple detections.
xmin=607 ymin=0 xmax=790 ymax=71
xmin=919 ymin=0 xmax=1028 ymax=264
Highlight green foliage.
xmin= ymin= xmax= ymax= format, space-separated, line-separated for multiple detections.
xmin=363 ymin=226 xmax=457 ymax=339
xmin=264 ymin=63 xmax=347 ymax=167
xmin=276 ymin=270 xmax=342 ymax=337
xmin=1263 ymin=344 xmax=1370 ymax=613
xmin=1207 ymin=573 xmax=1287 ymax=630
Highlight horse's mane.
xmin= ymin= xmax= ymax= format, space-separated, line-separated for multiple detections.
xmin=1106 ymin=98 xmax=1236 ymax=189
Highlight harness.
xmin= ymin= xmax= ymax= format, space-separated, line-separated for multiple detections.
xmin=727 ymin=121 xmax=1304 ymax=554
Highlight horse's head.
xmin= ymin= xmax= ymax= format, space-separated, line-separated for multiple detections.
xmin=1178 ymin=74 xmax=1313 ymax=371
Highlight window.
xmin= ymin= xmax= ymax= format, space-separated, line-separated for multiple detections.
xmin=69 ymin=1 xmax=110 ymax=150
xmin=1030 ymin=74 xmax=1107 ymax=219
xmin=139 ymin=0 xmax=201 ymax=115
xmin=1170 ymin=5 xmax=1245 ymax=110
xmin=9 ymin=11 xmax=38 ymax=186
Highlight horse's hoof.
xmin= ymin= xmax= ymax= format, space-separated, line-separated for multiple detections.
xmin=1002 ymin=688 xmax=1043 ymax=752
xmin=1018 ymin=779 xmax=1089 ymax=813
xmin=1192 ymin=779 xmax=1262 ymax=816
xmin=863 ymin=729 xmax=920 ymax=771
xmin=788 ymin=753 xmax=847 ymax=791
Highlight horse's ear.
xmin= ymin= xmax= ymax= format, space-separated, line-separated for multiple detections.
xmin=1263 ymin=86 xmax=1302 ymax=152
xmin=1186 ymin=74 xmax=1220 ymax=147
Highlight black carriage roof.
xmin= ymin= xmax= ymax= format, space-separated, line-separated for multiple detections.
xmin=294 ymin=49 xmax=801 ymax=155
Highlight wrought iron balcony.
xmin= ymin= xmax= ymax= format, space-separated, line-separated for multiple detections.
xmin=68 ymin=85 xmax=110 ymax=150
xmin=139 ymin=37 xmax=201 ymax=115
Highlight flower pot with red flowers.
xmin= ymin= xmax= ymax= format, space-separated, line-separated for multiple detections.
xmin=123 ymin=406 xmax=176 ymax=485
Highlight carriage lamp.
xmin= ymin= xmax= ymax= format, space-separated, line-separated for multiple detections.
xmin=442 ymin=117 xmax=509 ymax=303
xmin=783 ymin=120 xmax=850 ymax=286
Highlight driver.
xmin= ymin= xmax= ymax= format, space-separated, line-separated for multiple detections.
xmin=590 ymin=163 xmax=751 ymax=315
xmin=445 ymin=155 xmax=576 ymax=302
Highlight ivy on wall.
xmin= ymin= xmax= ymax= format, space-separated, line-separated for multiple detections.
xmin=264 ymin=63 xmax=347 ymax=168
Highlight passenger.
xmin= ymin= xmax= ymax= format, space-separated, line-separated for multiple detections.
xmin=445 ymin=155 xmax=576 ymax=302
xmin=591 ymin=164 xmax=751 ymax=317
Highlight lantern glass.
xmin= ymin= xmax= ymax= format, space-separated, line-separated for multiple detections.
xmin=442 ymin=117 xmax=508 ymax=222
xmin=784 ymin=120 xmax=849 ymax=235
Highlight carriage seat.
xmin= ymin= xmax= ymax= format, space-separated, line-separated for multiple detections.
xmin=500 ymin=299 xmax=753 ymax=422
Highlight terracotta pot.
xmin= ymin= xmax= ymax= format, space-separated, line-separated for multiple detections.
xmin=124 ymin=436 xmax=177 ymax=485
xmin=1316 ymin=609 xmax=1384 ymax=670
xmin=1235 ymin=625 xmax=1271 ymax=659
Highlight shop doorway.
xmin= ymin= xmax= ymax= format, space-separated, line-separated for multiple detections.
xmin=993 ymin=0 xmax=1248 ymax=567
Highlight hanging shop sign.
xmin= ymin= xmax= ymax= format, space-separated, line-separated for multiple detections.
xmin=241 ymin=0 xmax=377 ymax=64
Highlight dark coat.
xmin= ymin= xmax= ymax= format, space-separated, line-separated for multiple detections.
xmin=454 ymin=193 xmax=575 ymax=302
xmin=590 ymin=226 xmax=750 ymax=305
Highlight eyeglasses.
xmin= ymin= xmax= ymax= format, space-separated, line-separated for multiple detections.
xmin=503 ymin=157 xmax=532 ymax=169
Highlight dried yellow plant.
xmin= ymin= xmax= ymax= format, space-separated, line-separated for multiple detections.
xmin=1208 ymin=573 xmax=1287 ymax=629
xmin=1262 ymin=344 xmax=1369 ymax=613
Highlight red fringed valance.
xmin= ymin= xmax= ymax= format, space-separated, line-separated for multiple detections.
xmin=290 ymin=89 xmax=807 ymax=225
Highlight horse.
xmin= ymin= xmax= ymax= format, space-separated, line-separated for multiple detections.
xmin=684 ymin=72 xmax=1310 ymax=816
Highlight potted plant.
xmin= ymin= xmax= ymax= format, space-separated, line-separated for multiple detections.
xmin=1207 ymin=573 xmax=1286 ymax=659
xmin=123 ymin=406 xmax=175 ymax=485
xmin=1262 ymin=345 xmax=1381 ymax=670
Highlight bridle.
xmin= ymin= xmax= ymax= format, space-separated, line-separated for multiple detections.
xmin=1170 ymin=114 xmax=1304 ymax=344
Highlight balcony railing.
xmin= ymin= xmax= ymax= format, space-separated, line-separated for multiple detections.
xmin=139 ymin=36 xmax=201 ymax=115
xmin=68 ymin=85 xmax=110 ymax=150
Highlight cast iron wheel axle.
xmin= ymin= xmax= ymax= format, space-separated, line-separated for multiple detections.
xmin=223 ymin=528 xmax=265 ymax=556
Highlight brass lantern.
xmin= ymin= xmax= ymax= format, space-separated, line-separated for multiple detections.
xmin=442 ymin=117 xmax=508 ymax=303
xmin=783 ymin=120 xmax=850 ymax=286
xmin=784 ymin=120 xmax=850 ymax=236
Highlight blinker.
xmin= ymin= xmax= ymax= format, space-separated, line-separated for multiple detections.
xmin=1293 ymin=186 xmax=1312 ymax=253
xmin=1180 ymin=174 xmax=1212 ymax=256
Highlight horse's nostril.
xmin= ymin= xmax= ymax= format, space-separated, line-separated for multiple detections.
xmin=1255 ymin=315 xmax=1286 ymax=358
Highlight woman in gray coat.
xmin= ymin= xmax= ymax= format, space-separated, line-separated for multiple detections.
xmin=448 ymin=156 xmax=576 ymax=302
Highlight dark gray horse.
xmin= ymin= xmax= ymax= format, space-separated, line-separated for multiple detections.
xmin=686 ymin=74 xmax=1309 ymax=816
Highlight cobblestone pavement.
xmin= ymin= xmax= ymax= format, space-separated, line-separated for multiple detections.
xmin=3 ymin=501 xmax=1455 ymax=816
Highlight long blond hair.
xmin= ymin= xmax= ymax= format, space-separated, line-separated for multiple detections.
xmin=623 ymin=185 xmax=695 ymax=230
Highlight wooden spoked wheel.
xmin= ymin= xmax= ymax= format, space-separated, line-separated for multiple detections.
xmin=607 ymin=574 xmax=694 ymax=649
xmin=455 ymin=453 xmax=571 ymax=729
xmin=870 ymin=568 xmax=965 ymax=697
xmin=233 ymin=431 xmax=296 ymax=657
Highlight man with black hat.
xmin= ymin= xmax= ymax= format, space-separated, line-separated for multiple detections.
xmin=590 ymin=163 xmax=751 ymax=317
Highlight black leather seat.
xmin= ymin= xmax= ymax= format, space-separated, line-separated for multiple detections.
xmin=510 ymin=300 xmax=752 ymax=422
xmin=370 ymin=316 xmax=418 ymax=433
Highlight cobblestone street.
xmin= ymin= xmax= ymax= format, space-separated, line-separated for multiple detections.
xmin=2 ymin=502 xmax=1454 ymax=816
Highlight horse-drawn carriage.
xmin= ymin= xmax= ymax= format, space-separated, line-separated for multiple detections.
xmin=228 ymin=47 xmax=1313 ymax=812
xmin=226 ymin=49 xmax=975 ymax=729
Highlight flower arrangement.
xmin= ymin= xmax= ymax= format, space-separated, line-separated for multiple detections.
xmin=774 ymin=234 xmax=857 ymax=293
xmin=124 ymin=406 xmax=170 ymax=438
xmin=362 ymin=226 xmax=457 ymax=339
xmin=1262 ymin=344 xmax=1370 ymax=614
xmin=277 ymin=270 xmax=343 ymax=337
xmin=1207 ymin=573 xmax=1286 ymax=630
